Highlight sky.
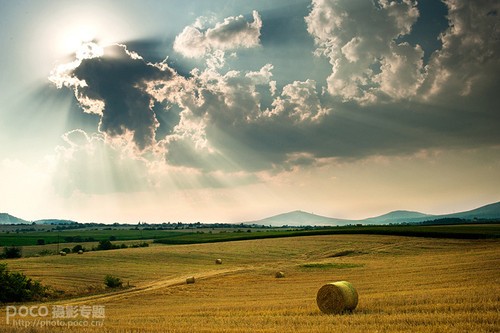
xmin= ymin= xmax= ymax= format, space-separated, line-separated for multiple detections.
xmin=0 ymin=0 xmax=499 ymax=223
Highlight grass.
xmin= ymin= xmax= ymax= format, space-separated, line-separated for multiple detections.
xmin=1 ymin=223 xmax=498 ymax=248
xmin=0 ymin=234 xmax=498 ymax=332
xmin=152 ymin=223 xmax=500 ymax=244
xmin=0 ymin=229 xmax=183 ymax=247
xmin=300 ymin=262 xmax=364 ymax=269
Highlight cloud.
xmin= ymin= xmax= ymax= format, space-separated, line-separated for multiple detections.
xmin=50 ymin=43 xmax=176 ymax=150
xmin=305 ymin=0 xmax=421 ymax=103
xmin=420 ymin=0 xmax=500 ymax=101
xmin=264 ymin=79 xmax=329 ymax=123
xmin=174 ymin=10 xmax=262 ymax=58
xmin=48 ymin=1 xmax=500 ymax=189
xmin=305 ymin=0 xmax=499 ymax=106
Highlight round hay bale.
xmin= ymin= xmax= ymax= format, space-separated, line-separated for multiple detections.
xmin=215 ymin=259 xmax=222 ymax=264
xmin=275 ymin=271 xmax=285 ymax=278
xmin=78 ymin=250 xmax=84 ymax=254
xmin=186 ymin=276 xmax=195 ymax=284
xmin=316 ymin=281 xmax=358 ymax=314
xmin=59 ymin=251 xmax=67 ymax=256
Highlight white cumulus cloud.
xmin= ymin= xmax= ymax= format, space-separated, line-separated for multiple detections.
xmin=174 ymin=10 xmax=262 ymax=58
xmin=305 ymin=0 xmax=422 ymax=103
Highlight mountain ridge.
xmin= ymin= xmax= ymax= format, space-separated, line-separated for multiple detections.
xmin=2 ymin=201 xmax=500 ymax=226
xmin=245 ymin=201 xmax=500 ymax=227
xmin=0 ymin=213 xmax=29 ymax=224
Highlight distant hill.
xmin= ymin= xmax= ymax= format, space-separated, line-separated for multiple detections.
xmin=245 ymin=210 xmax=352 ymax=227
xmin=246 ymin=202 xmax=500 ymax=227
xmin=0 ymin=213 xmax=80 ymax=225
xmin=361 ymin=210 xmax=435 ymax=224
xmin=34 ymin=219 xmax=79 ymax=225
xmin=439 ymin=202 xmax=500 ymax=220
xmin=0 ymin=213 xmax=29 ymax=224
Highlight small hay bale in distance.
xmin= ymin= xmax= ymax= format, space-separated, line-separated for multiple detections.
xmin=78 ymin=250 xmax=84 ymax=254
xmin=186 ymin=276 xmax=195 ymax=284
xmin=215 ymin=258 xmax=222 ymax=264
xmin=316 ymin=281 xmax=358 ymax=314
xmin=59 ymin=251 xmax=67 ymax=256
xmin=275 ymin=271 xmax=285 ymax=278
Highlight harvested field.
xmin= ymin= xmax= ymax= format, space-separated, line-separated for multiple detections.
xmin=0 ymin=235 xmax=498 ymax=332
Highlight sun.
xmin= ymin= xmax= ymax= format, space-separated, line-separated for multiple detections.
xmin=61 ymin=25 xmax=97 ymax=55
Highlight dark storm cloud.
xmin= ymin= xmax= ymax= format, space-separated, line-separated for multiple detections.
xmin=50 ymin=0 xmax=500 ymax=175
xmin=72 ymin=44 xmax=175 ymax=149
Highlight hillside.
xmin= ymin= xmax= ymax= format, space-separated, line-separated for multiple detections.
xmin=440 ymin=201 xmax=500 ymax=220
xmin=245 ymin=210 xmax=351 ymax=227
xmin=361 ymin=210 xmax=434 ymax=224
xmin=34 ymin=219 xmax=79 ymax=225
xmin=247 ymin=201 xmax=500 ymax=227
xmin=0 ymin=213 xmax=28 ymax=224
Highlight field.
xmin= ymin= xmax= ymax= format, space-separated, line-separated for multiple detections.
xmin=0 ymin=234 xmax=499 ymax=332
xmin=1 ymin=223 xmax=498 ymax=248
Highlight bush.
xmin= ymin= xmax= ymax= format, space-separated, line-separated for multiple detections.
xmin=0 ymin=264 xmax=48 ymax=302
xmin=60 ymin=248 xmax=71 ymax=254
xmin=104 ymin=275 xmax=123 ymax=288
xmin=3 ymin=246 xmax=22 ymax=259
xmin=97 ymin=240 xmax=113 ymax=251
xmin=38 ymin=250 xmax=54 ymax=257
xmin=72 ymin=244 xmax=84 ymax=253
xmin=131 ymin=242 xmax=149 ymax=248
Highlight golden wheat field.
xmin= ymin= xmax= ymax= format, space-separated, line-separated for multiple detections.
xmin=1 ymin=234 xmax=499 ymax=332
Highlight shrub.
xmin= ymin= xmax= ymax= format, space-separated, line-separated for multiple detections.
xmin=38 ymin=250 xmax=54 ymax=256
xmin=72 ymin=244 xmax=84 ymax=253
xmin=3 ymin=246 xmax=22 ymax=259
xmin=104 ymin=275 xmax=123 ymax=288
xmin=97 ymin=240 xmax=113 ymax=251
xmin=131 ymin=242 xmax=149 ymax=248
xmin=60 ymin=248 xmax=71 ymax=254
xmin=0 ymin=263 xmax=48 ymax=302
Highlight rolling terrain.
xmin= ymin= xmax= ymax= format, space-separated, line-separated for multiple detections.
xmin=2 ymin=201 xmax=499 ymax=227
xmin=246 ymin=201 xmax=500 ymax=226
xmin=0 ymin=234 xmax=498 ymax=332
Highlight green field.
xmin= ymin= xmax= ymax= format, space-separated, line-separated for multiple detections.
xmin=1 ymin=224 xmax=499 ymax=249
xmin=0 ymin=229 xmax=180 ymax=247
xmin=153 ymin=224 xmax=500 ymax=244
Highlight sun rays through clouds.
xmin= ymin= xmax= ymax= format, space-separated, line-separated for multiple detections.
xmin=1 ymin=0 xmax=499 ymax=222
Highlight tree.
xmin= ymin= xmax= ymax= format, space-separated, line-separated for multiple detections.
xmin=97 ymin=240 xmax=113 ymax=251
xmin=3 ymin=246 xmax=22 ymax=259
xmin=0 ymin=264 xmax=48 ymax=302
xmin=72 ymin=244 xmax=84 ymax=253
xmin=104 ymin=275 xmax=123 ymax=288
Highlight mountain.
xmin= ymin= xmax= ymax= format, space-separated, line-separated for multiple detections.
xmin=34 ymin=219 xmax=79 ymax=225
xmin=438 ymin=201 xmax=500 ymax=220
xmin=361 ymin=210 xmax=434 ymax=224
xmin=245 ymin=201 xmax=500 ymax=227
xmin=245 ymin=210 xmax=352 ymax=227
xmin=0 ymin=213 xmax=29 ymax=224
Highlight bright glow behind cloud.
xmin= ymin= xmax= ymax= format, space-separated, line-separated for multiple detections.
xmin=1 ymin=0 xmax=499 ymax=222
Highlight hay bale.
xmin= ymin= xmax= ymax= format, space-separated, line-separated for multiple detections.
xmin=316 ymin=281 xmax=358 ymax=314
xmin=78 ymin=250 xmax=84 ymax=254
xmin=215 ymin=259 xmax=222 ymax=264
xmin=275 ymin=271 xmax=285 ymax=278
xmin=186 ymin=276 xmax=195 ymax=284
xmin=59 ymin=251 xmax=67 ymax=256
